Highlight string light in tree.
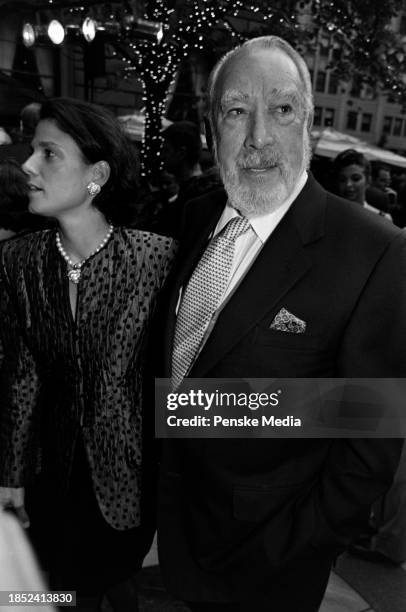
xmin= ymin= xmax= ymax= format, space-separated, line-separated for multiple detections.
xmin=110 ymin=0 xmax=406 ymax=178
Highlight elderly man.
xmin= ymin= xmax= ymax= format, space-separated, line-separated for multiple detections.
xmin=155 ymin=36 xmax=406 ymax=611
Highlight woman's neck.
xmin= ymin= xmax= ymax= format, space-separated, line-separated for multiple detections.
xmin=57 ymin=209 xmax=112 ymax=263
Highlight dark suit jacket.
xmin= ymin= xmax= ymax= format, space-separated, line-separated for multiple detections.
xmin=156 ymin=175 xmax=406 ymax=601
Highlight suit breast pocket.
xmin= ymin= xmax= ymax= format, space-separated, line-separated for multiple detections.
xmin=253 ymin=325 xmax=322 ymax=351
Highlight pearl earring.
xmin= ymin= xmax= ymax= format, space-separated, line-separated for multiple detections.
xmin=87 ymin=181 xmax=101 ymax=196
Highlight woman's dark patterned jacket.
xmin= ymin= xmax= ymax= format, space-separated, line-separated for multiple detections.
xmin=0 ymin=227 xmax=177 ymax=530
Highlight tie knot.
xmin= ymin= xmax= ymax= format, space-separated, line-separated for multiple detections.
xmin=222 ymin=215 xmax=251 ymax=241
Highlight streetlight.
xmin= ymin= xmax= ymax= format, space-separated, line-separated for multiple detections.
xmin=47 ymin=20 xmax=65 ymax=45
xmin=81 ymin=17 xmax=97 ymax=43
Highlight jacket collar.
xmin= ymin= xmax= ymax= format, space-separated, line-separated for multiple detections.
xmin=166 ymin=174 xmax=327 ymax=377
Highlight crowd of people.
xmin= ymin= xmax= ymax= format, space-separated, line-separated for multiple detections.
xmin=0 ymin=35 xmax=405 ymax=612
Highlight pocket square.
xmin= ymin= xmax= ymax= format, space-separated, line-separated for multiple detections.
xmin=270 ymin=308 xmax=306 ymax=334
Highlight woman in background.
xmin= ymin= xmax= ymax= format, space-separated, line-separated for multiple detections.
xmin=0 ymin=98 xmax=176 ymax=611
xmin=332 ymin=148 xmax=391 ymax=219
xmin=0 ymin=159 xmax=45 ymax=241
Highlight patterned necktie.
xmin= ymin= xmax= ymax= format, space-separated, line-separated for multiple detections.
xmin=172 ymin=215 xmax=251 ymax=390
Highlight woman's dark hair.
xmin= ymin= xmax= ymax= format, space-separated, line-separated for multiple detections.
xmin=39 ymin=97 xmax=140 ymax=225
xmin=332 ymin=149 xmax=371 ymax=181
xmin=0 ymin=159 xmax=30 ymax=231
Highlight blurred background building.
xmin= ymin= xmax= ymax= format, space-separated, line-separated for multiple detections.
xmin=2 ymin=1 xmax=406 ymax=174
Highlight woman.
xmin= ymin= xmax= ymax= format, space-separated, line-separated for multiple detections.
xmin=332 ymin=148 xmax=391 ymax=219
xmin=0 ymin=98 xmax=176 ymax=610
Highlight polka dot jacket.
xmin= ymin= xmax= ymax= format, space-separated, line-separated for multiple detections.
xmin=0 ymin=227 xmax=177 ymax=530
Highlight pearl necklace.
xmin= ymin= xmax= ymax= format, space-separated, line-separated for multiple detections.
xmin=56 ymin=224 xmax=114 ymax=284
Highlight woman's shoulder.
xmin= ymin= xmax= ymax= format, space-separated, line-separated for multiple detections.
xmin=119 ymin=227 xmax=178 ymax=255
xmin=0 ymin=229 xmax=53 ymax=265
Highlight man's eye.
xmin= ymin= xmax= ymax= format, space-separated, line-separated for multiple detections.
xmin=227 ymin=108 xmax=245 ymax=116
xmin=278 ymin=104 xmax=293 ymax=114
xmin=44 ymin=148 xmax=55 ymax=159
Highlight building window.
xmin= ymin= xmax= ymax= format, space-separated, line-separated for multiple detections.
xmin=328 ymin=73 xmax=338 ymax=95
xmin=360 ymin=85 xmax=375 ymax=101
xmin=313 ymin=106 xmax=322 ymax=126
xmin=350 ymin=81 xmax=361 ymax=98
xmin=346 ymin=111 xmax=358 ymax=131
xmin=361 ymin=113 xmax=372 ymax=133
xmin=383 ymin=116 xmax=393 ymax=134
xmin=315 ymin=71 xmax=326 ymax=93
xmin=324 ymin=108 xmax=335 ymax=127
xmin=393 ymin=117 xmax=403 ymax=136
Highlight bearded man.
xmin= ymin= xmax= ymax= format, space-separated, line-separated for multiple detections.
xmin=154 ymin=36 xmax=406 ymax=611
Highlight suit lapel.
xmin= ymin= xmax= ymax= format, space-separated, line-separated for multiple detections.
xmin=165 ymin=176 xmax=327 ymax=378
xmin=190 ymin=176 xmax=327 ymax=377
xmin=163 ymin=190 xmax=227 ymax=375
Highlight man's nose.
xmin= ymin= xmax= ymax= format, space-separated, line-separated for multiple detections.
xmin=246 ymin=109 xmax=274 ymax=149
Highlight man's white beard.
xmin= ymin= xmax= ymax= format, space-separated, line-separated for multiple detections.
xmin=219 ymin=134 xmax=311 ymax=217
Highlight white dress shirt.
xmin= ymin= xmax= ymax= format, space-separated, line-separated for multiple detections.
xmin=213 ymin=170 xmax=308 ymax=304
xmin=175 ymin=171 xmax=308 ymax=351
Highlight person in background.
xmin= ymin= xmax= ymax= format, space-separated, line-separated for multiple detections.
xmin=0 ymin=103 xmax=41 ymax=164
xmin=392 ymin=169 xmax=406 ymax=228
xmin=0 ymin=97 xmax=177 ymax=611
xmin=0 ymin=159 xmax=46 ymax=241
xmin=162 ymin=120 xmax=203 ymax=186
xmin=366 ymin=161 xmax=404 ymax=224
xmin=350 ymin=442 xmax=406 ymax=566
xmin=0 ymin=127 xmax=12 ymax=145
xmin=0 ymin=508 xmax=55 ymax=612
xmin=154 ymin=35 xmax=405 ymax=612
xmin=332 ymin=149 xmax=392 ymax=219
xmin=19 ymin=102 xmax=42 ymax=140
xmin=150 ymin=120 xmax=221 ymax=237
xmin=0 ymin=160 xmax=30 ymax=241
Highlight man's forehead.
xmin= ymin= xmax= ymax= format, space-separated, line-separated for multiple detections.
xmin=218 ymin=47 xmax=302 ymax=97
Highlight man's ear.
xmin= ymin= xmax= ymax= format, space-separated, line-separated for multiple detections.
xmin=204 ymin=116 xmax=214 ymax=155
xmin=92 ymin=160 xmax=110 ymax=187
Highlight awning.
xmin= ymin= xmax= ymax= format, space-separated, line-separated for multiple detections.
xmin=311 ymin=127 xmax=406 ymax=169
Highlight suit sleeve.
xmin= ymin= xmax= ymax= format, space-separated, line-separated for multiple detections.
xmin=290 ymin=231 xmax=406 ymax=558
xmin=0 ymin=249 xmax=40 ymax=487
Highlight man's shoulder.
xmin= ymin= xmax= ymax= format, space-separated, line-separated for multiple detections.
xmin=307 ymin=176 xmax=400 ymax=241
xmin=326 ymin=189 xmax=399 ymax=240
xmin=365 ymin=185 xmax=390 ymax=212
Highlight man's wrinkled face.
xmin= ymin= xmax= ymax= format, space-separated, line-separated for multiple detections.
xmin=214 ymin=47 xmax=311 ymax=217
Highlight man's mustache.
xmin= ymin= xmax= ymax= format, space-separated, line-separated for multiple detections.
xmin=237 ymin=149 xmax=281 ymax=168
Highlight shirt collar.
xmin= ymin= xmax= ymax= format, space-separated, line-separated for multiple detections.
xmin=215 ymin=170 xmax=308 ymax=243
